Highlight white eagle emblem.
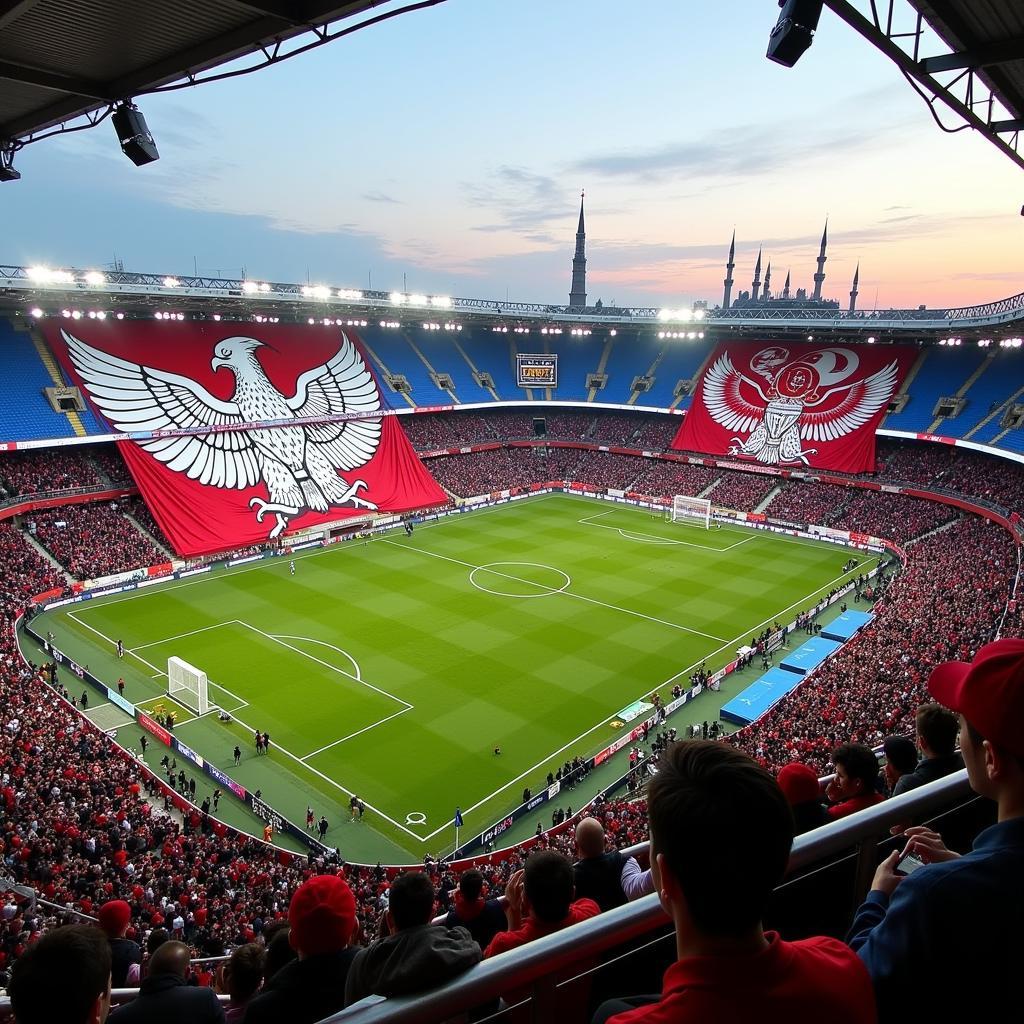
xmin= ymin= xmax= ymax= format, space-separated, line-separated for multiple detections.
xmin=64 ymin=329 xmax=382 ymax=539
xmin=702 ymin=346 xmax=899 ymax=466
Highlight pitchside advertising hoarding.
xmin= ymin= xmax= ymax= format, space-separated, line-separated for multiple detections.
xmin=44 ymin=321 xmax=449 ymax=557
xmin=516 ymin=353 xmax=558 ymax=387
xmin=675 ymin=341 xmax=916 ymax=474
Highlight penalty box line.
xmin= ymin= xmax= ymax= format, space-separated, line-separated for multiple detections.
xmin=129 ymin=617 xmax=414 ymax=756
xmin=417 ymin=558 xmax=873 ymax=842
xmin=66 ymin=610 xmax=425 ymax=841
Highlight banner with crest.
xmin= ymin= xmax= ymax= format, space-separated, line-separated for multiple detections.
xmin=673 ymin=341 xmax=916 ymax=474
xmin=46 ymin=321 xmax=449 ymax=557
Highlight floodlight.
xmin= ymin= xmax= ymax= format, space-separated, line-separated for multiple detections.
xmin=766 ymin=0 xmax=823 ymax=68
xmin=112 ymin=103 xmax=160 ymax=166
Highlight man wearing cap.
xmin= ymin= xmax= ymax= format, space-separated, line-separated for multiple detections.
xmin=97 ymin=899 xmax=141 ymax=988
xmin=243 ymin=874 xmax=359 ymax=1024
xmin=848 ymin=637 xmax=1024 ymax=1021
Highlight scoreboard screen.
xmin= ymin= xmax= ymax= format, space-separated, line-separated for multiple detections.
xmin=516 ymin=353 xmax=558 ymax=387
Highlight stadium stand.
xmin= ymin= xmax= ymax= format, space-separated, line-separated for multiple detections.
xmin=0 ymin=426 xmax=1019 ymax=1020
xmin=27 ymin=503 xmax=166 ymax=579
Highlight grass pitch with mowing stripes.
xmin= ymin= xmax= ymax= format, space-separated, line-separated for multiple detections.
xmin=40 ymin=494 xmax=874 ymax=860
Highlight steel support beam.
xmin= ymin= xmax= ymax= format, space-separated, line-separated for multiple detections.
xmin=823 ymin=1 xmax=1024 ymax=172
xmin=919 ymin=35 xmax=1024 ymax=74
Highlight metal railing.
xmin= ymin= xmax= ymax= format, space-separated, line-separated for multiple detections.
xmin=320 ymin=770 xmax=974 ymax=1023
xmin=3 ymin=264 xmax=1023 ymax=329
xmin=0 ymin=771 xmax=977 ymax=1021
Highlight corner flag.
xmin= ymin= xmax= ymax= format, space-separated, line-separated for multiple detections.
xmin=454 ymin=807 xmax=464 ymax=828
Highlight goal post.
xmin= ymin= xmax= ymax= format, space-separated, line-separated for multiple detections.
xmin=670 ymin=494 xmax=711 ymax=529
xmin=167 ymin=656 xmax=211 ymax=715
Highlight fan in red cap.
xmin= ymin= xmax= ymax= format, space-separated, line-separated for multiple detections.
xmin=243 ymin=874 xmax=357 ymax=1024
xmin=98 ymin=899 xmax=141 ymax=988
xmin=847 ymin=637 xmax=1024 ymax=1021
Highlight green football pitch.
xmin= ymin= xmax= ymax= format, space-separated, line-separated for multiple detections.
xmin=38 ymin=494 xmax=875 ymax=861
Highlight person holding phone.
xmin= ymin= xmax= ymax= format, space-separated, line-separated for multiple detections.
xmin=847 ymin=638 xmax=1024 ymax=1022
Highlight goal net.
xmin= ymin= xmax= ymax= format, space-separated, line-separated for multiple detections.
xmin=168 ymin=656 xmax=211 ymax=715
xmin=670 ymin=494 xmax=711 ymax=529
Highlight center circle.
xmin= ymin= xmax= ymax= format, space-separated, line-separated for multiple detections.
xmin=468 ymin=562 xmax=571 ymax=599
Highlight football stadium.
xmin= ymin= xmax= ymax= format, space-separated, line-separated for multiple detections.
xmin=0 ymin=2 xmax=1022 ymax=1022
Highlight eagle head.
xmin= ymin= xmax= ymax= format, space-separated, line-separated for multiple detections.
xmin=212 ymin=337 xmax=264 ymax=374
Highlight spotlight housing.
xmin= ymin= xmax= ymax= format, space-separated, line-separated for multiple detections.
xmin=112 ymin=102 xmax=160 ymax=167
xmin=766 ymin=0 xmax=823 ymax=68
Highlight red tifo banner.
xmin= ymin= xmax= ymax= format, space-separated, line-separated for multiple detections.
xmin=673 ymin=341 xmax=917 ymax=474
xmin=46 ymin=321 xmax=448 ymax=557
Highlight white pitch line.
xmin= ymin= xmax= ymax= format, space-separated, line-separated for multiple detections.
xmin=383 ymin=540 xmax=729 ymax=644
xmin=272 ymin=635 xmax=362 ymax=680
xmin=67 ymin=610 xmax=165 ymax=677
xmin=579 ymin=516 xmax=740 ymax=553
xmin=63 ymin=497 xmax=532 ymax=614
xmin=301 ymin=706 xmax=413 ymax=760
xmin=130 ymin=621 xmax=236 ymax=652
xmin=68 ymin=609 xmax=425 ymax=840
xmin=419 ymin=558 xmax=875 ymax=841
xmin=236 ymin=623 xmax=412 ymax=710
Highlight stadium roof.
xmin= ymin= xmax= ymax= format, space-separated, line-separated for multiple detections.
xmin=826 ymin=0 xmax=1024 ymax=171
xmin=0 ymin=1 xmax=441 ymax=143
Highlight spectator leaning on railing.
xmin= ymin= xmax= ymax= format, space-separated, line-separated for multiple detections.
xmin=848 ymin=639 xmax=1024 ymax=1022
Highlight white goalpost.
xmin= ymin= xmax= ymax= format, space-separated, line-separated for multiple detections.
xmin=669 ymin=494 xmax=712 ymax=529
xmin=167 ymin=656 xmax=212 ymax=715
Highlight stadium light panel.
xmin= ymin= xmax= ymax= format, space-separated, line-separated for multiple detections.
xmin=242 ymin=281 xmax=259 ymax=293
xmin=258 ymin=283 xmax=270 ymax=293
xmin=766 ymin=0 xmax=823 ymax=68
xmin=867 ymin=336 xmax=876 ymax=343
xmin=61 ymin=309 xmax=71 ymax=318
xmin=83 ymin=271 xmax=106 ymax=286
xmin=312 ymin=285 xmax=330 ymax=300
xmin=162 ymin=277 xmax=179 ymax=288
xmin=212 ymin=314 xmax=221 ymax=322
xmin=610 ymin=330 xmax=617 ymax=336
xmin=390 ymin=292 xmax=405 ymax=304
xmin=96 ymin=311 xmax=107 ymax=320
xmin=116 ymin=312 xmax=125 ymax=320
xmin=29 ymin=307 xmax=43 ymax=318
xmin=410 ymin=294 xmax=428 ymax=306
xmin=71 ymin=310 xmax=81 ymax=319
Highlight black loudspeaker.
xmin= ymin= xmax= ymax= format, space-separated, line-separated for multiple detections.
xmin=112 ymin=104 xmax=160 ymax=166
xmin=766 ymin=0 xmax=823 ymax=67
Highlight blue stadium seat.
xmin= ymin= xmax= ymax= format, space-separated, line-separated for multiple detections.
xmin=0 ymin=319 xmax=80 ymax=441
xmin=885 ymin=347 xmax=982 ymax=432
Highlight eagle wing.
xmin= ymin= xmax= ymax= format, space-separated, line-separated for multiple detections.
xmin=63 ymin=330 xmax=263 ymax=490
xmin=702 ymin=352 xmax=765 ymax=434
xmin=799 ymin=360 xmax=899 ymax=442
xmin=287 ymin=331 xmax=382 ymax=471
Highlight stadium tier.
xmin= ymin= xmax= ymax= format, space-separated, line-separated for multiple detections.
xmin=5 ymin=317 xmax=1024 ymax=460
xmin=2 ymin=314 xmax=1023 ymax=1022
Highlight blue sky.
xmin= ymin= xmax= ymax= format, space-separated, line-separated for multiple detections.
xmin=3 ymin=0 xmax=1022 ymax=307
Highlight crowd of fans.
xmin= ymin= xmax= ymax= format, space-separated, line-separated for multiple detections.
xmin=27 ymin=503 xmax=166 ymax=580
xmin=2 ymin=428 xmax=1023 ymax=1017
xmin=728 ymin=514 xmax=1014 ymax=774
xmin=705 ymin=469 xmax=778 ymax=511
xmin=123 ymin=496 xmax=173 ymax=553
xmin=0 ymin=450 xmax=103 ymax=499
xmin=828 ymin=490 xmax=957 ymax=546
xmin=427 ymin=449 xmax=584 ymax=496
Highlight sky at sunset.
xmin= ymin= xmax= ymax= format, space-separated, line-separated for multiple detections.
xmin=3 ymin=0 xmax=1022 ymax=309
